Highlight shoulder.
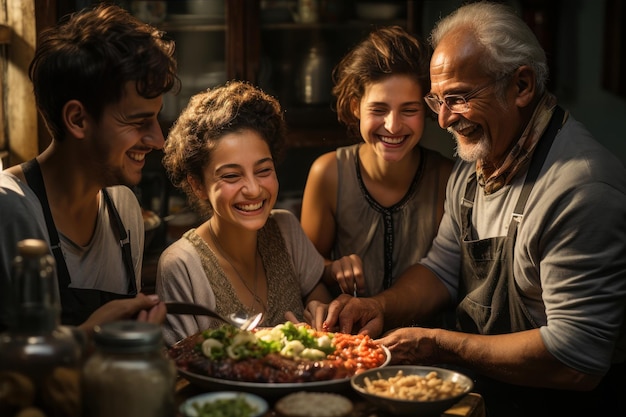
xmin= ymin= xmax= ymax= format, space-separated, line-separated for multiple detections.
xmin=103 ymin=186 xmax=142 ymax=222
xmin=269 ymin=209 xmax=310 ymax=246
xmin=0 ymin=172 xmax=45 ymax=217
xmin=1 ymin=171 xmax=30 ymax=197
xmin=160 ymin=234 xmax=199 ymax=263
xmin=269 ymin=209 xmax=300 ymax=231
xmin=304 ymin=151 xmax=340 ymax=201
xmin=309 ymin=150 xmax=339 ymax=178
xmin=550 ymin=115 xmax=625 ymax=184
xmin=157 ymin=234 xmax=205 ymax=279
xmin=104 ymin=185 xmax=140 ymax=207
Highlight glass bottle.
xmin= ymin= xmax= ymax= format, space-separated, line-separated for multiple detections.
xmin=296 ymin=33 xmax=332 ymax=105
xmin=0 ymin=239 xmax=82 ymax=417
xmin=82 ymin=321 xmax=176 ymax=417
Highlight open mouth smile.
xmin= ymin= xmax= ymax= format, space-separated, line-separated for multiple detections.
xmin=235 ymin=201 xmax=264 ymax=212
xmin=379 ymin=135 xmax=407 ymax=145
xmin=128 ymin=152 xmax=146 ymax=162
xmin=449 ymin=121 xmax=480 ymax=139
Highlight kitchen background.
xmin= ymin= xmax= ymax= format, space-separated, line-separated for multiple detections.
xmin=23 ymin=0 xmax=626 ymax=291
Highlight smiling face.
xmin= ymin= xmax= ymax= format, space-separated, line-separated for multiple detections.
xmin=354 ymin=75 xmax=426 ymax=163
xmin=196 ymin=129 xmax=278 ymax=232
xmin=429 ymin=30 xmax=522 ymax=164
xmin=88 ymin=81 xmax=165 ymax=187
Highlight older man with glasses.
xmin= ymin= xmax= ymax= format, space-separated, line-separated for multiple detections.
xmin=312 ymin=2 xmax=626 ymax=416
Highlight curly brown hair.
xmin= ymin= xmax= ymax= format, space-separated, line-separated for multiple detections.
xmin=332 ymin=26 xmax=432 ymax=138
xmin=162 ymin=81 xmax=287 ymax=217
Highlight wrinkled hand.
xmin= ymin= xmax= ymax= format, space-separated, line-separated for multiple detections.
xmin=328 ymin=254 xmax=365 ymax=296
xmin=377 ymin=327 xmax=438 ymax=365
xmin=79 ymin=293 xmax=166 ymax=336
xmin=323 ymin=294 xmax=384 ymax=337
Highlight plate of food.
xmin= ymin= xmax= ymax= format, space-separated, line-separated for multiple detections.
xmin=168 ymin=321 xmax=390 ymax=397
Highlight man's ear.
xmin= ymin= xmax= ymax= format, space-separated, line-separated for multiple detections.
xmin=63 ymin=100 xmax=88 ymax=139
xmin=513 ymin=65 xmax=536 ymax=108
xmin=188 ymin=174 xmax=208 ymax=200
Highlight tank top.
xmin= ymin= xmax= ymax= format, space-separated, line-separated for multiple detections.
xmin=333 ymin=144 xmax=449 ymax=296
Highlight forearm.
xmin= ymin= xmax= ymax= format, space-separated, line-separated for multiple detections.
xmin=433 ymin=328 xmax=601 ymax=390
xmin=374 ymin=263 xmax=451 ymax=329
xmin=305 ymin=282 xmax=333 ymax=305
xmin=321 ymin=258 xmax=338 ymax=287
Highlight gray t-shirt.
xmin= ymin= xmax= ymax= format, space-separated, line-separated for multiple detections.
xmin=421 ymin=114 xmax=626 ymax=375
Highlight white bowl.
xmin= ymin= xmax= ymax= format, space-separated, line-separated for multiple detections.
xmin=179 ymin=391 xmax=268 ymax=417
xmin=351 ymin=365 xmax=474 ymax=416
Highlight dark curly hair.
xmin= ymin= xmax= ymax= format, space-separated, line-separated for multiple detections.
xmin=162 ymin=81 xmax=287 ymax=217
xmin=29 ymin=3 xmax=179 ymax=141
xmin=332 ymin=26 xmax=432 ymax=138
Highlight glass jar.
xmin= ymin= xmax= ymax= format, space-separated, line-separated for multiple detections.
xmin=82 ymin=321 xmax=176 ymax=417
xmin=0 ymin=239 xmax=82 ymax=417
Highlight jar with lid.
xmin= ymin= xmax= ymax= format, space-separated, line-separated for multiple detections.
xmin=0 ymin=239 xmax=82 ymax=417
xmin=82 ymin=321 xmax=176 ymax=417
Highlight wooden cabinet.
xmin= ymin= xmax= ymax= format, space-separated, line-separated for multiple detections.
xmin=55 ymin=0 xmax=422 ymax=148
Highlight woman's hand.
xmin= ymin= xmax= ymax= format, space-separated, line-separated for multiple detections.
xmin=327 ymin=254 xmax=366 ymax=296
xmin=302 ymin=300 xmax=331 ymax=331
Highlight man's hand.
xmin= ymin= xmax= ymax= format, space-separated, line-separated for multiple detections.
xmin=323 ymin=294 xmax=385 ymax=336
xmin=79 ymin=293 xmax=166 ymax=336
xmin=377 ymin=327 xmax=439 ymax=365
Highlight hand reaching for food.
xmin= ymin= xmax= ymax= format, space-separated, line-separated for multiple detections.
xmin=326 ymin=254 xmax=366 ymax=296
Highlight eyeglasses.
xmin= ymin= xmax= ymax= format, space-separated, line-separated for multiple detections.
xmin=424 ymin=79 xmax=501 ymax=114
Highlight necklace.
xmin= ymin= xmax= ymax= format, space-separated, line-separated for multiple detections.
xmin=208 ymin=222 xmax=267 ymax=314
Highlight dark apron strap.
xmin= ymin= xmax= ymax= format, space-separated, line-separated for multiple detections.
xmin=510 ymin=105 xmax=565 ymax=223
xmin=21 ymin=159 xmax=137 ymax=294
xmin=22 ymin=159 xmax=73 ymax=289
xmin=101 ymin=189 xmax=137 ymax=294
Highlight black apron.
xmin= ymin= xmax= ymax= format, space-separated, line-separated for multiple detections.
xmin=22 ymin=159 xmax=137 ymax=326
xmin=456 ymin=107 xmax=625 ymax=417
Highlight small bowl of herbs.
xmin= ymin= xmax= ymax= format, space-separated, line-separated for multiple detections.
xmin=179 ymin=391 xmax=268 ymax=417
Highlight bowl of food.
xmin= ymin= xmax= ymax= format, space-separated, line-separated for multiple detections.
xmin=351 ymin=365 xmax=474 ymax=416
xmin=179 ymin=391 xmax=268 ymax=417
xmin=275 ymin=391 xmax=354 ymax=417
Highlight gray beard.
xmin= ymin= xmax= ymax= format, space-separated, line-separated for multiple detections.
xmin=450 ymin=130 xmax=491 ymax=163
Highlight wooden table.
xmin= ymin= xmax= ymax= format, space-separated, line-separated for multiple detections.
xmin=175 ymin=377 xmax=486 ymax=417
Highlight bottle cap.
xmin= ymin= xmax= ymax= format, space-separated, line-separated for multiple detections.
xmin=17 ymin=239 xmax=49 ymax=257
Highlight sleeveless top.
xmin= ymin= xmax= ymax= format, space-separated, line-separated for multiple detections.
xmin=183 ymin=216 xmax=305 ymax=327
xmin=334 ymin=144 xmax=449 ymax=296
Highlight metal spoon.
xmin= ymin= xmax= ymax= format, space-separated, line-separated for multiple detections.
xmin=164 ymin=301 xmax=263 ymax=331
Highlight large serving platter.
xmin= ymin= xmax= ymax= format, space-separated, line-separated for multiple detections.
xmin=176 ymin=346 xmax=391 ymax=398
